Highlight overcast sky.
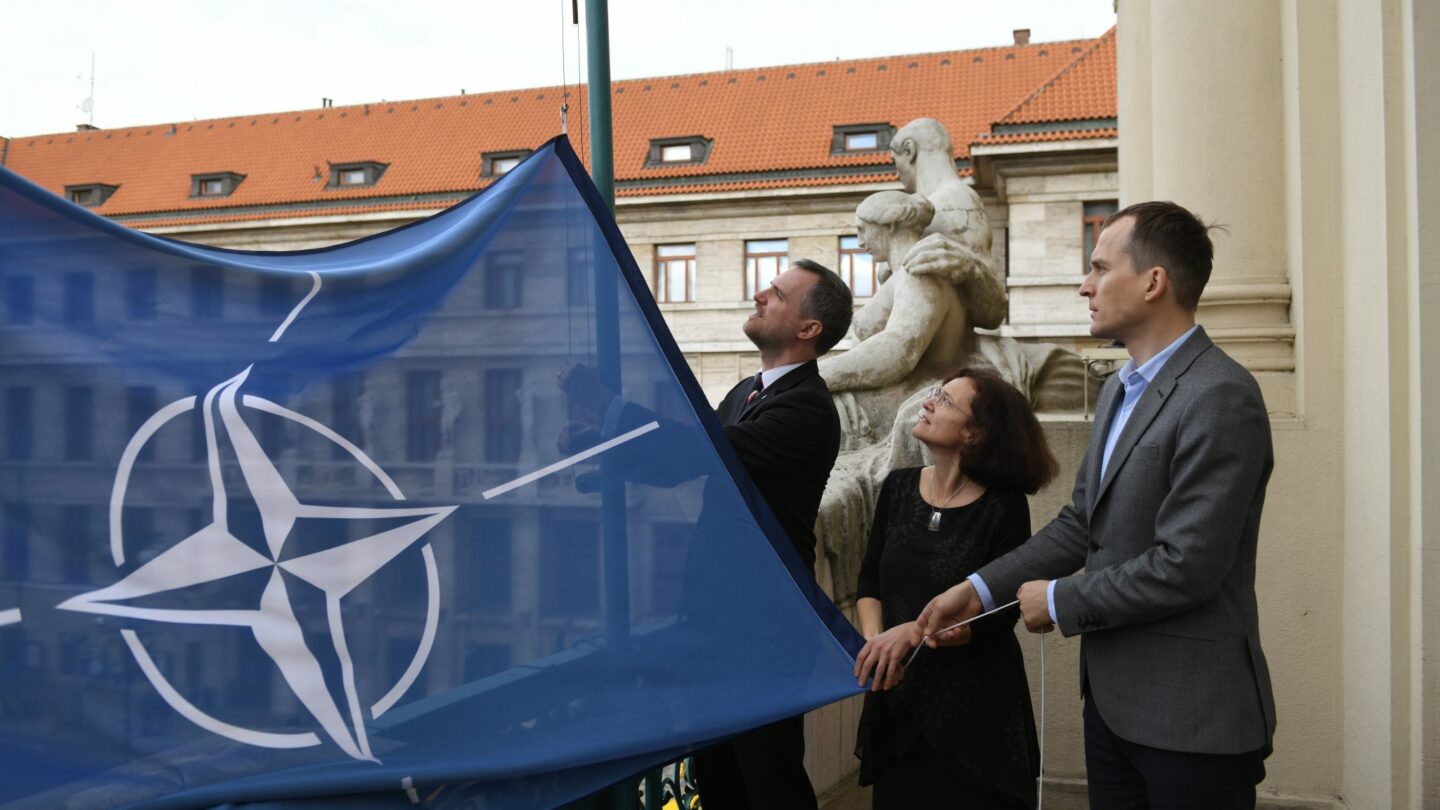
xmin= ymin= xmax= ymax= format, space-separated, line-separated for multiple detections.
xmin=2 ymin=0 xmax=1116 ymax=138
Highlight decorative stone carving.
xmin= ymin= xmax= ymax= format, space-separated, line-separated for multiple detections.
xmin=812 ymin=118 xmax=1086 ymax=602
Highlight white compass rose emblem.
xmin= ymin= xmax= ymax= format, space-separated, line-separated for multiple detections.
xmin=57 ymin=273 xmax=456 ymax=763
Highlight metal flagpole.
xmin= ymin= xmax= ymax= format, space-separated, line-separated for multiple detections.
xmin=582 ymin=6 xmax=643 ymax=809
xmin=584 ymin=0 xmax=630 ymax=654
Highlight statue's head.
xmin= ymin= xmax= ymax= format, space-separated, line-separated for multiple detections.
xmin=856 ymin=190 xmax=935 ymax=264
xmin=889 ymin=118 xmax=953 ymax=192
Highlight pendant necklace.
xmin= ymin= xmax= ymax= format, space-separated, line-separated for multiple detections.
xmin=927 ymin=471 xmax=969 ymax=532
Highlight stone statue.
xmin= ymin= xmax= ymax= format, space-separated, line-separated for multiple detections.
xmin=818 ymin=190 xmax=970 ymax=393
xmin=810 ymin=118 xmax=1086 ymax=602
xmin=889 ymin=117 xmax=1008 ymax=332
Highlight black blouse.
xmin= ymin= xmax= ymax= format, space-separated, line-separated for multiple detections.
xmin=855 ymin=467 xmax=1039 ymax=809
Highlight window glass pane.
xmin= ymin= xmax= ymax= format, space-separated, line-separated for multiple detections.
xmin=666 ymin=262 xmax=687 ymax=302
xmin=656 ymin=243 xmax=695 ymax=258
xmin=493 ymin=157 xmax=521 ymax=175
xmin=200 ymin=179 xmax=224 ymax=195
xmin=126 ymin=386 xmax=157 ymax=462
xmin=540 ymin=512 xmax=600 ymax=618
xmin=660 ymin=144 xmax=693 ymax=162
xmin=406 ymin=370 xmax=443 ymax=462
xmin=459 ymin=517 xmax=512 ymax=614
xmin=845 ymin=132 xmax=879 ymax=150
xmin=6 ymin=388 xmax=32 ymax=461
xmin=192 ymin=268 xmax=223 ymax=318
xmin=340 ymin=169 xmax=367 ymax=185
xmin=1083 ymin=201 xmax=1119 ymax=218
xmin=745 ymin=239 xmax=788 ymax=254
xmin=5 ymin=276 xmax=34 ymax=324
xmin=840 ymin=236 xmax=860 ymax=251
xmin=756 ymin=258 xmax=783 ymax=296
xmin=484 ymin=369 xmax=523 ymax=463
xmin=484 ymin=252 xmax=523 ymax=310
xmin=63 ymin=273 xmax=94 ymax=324
xmin=126 ymin=268 xmax=158 ymax=320
xmin=566 ymin=247 xmax=592 ymax=307
xmin=64 ymin=386 xmax=92 ymax=461
xmin=851 ymin=253 xmax=875 ymax=297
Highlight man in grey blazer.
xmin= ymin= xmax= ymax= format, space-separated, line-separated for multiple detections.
xmin=916 ymin=201 xmax=1276 ymax=808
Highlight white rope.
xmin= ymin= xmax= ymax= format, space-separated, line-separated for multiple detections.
xmin=1038 ymin=629 xmax=1046 ymax=809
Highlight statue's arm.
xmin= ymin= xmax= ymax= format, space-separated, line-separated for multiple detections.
xmin=902 ymin=233 xmax=1008 ymax=330
xmin=817 ymin=273 xmax=945 ymax=391
xmin=851 ymin=273 xmax=896 ymax=342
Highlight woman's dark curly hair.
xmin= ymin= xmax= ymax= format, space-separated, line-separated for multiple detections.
xmin=944 ymin=366 xmax=1058 ymax=495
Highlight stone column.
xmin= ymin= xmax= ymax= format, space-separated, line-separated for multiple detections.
xmin=1127 ymin=0 xmax=1296 ymax=411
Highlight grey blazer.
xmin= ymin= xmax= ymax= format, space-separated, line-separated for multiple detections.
xmin=978 ymin=327 xmax=1276 ymax=755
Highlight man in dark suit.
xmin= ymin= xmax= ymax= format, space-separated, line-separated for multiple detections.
xmin=917 ymin=202 xmax=1276 ymax=809
xmin=561 ymin=258 xmax=853 ymax=810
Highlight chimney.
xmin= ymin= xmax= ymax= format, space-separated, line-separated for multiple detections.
xmin=1013 ymin=28 xmax=1031 ymax=46
xmin=76 ymin=123 xmax=100 ymax=132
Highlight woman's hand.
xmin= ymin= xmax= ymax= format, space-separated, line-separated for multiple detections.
xmin=854 ymin=622 xmax=921 ymax=692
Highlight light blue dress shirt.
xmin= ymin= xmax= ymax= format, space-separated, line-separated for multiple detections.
xmin=969 ymin=325 xmax=1200 ymax=623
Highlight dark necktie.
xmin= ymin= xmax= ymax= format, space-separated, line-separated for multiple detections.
xmin=744 ymin=374 xmax=764 ymax=406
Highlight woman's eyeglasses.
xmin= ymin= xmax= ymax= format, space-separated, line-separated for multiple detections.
xmin=927 ymin=385 xmax=971 ymax=418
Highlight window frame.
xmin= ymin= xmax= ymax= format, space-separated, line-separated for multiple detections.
xmin=1083 ymin=200 xmax=1120 ymax=271
xmin=744 ymin=239 xmax=790 ymax=300
xmin=654 ymin=243 xmax=697 ymax=304
xmin=190 ymin=172 xmax=245 ymax=198
xmin=64 ymin=183 xmax=119 ymax=207
xmin=327 ymin=162 xmax=388 ymax=189
xmin=830 ymin=123 xmax=894 ymax=155
xmin=645 ymin=136 xmax=713 ymax=167
xmin=482 ymin=150 xmax=532 ymax=178
xmin=837 ymin=235 xmax=877 ymax=298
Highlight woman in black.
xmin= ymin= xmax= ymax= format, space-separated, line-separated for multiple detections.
xmin=853 ymin=367 xmax=1058 ymax=809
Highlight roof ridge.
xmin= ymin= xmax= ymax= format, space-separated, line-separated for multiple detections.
xmin=991 ymin=25 xmax=1116 ymax=127
xmin=11 ymin=34 xmax=1109 ymax=139
xmin=600 ymin=35 xmax=1106 ymax=84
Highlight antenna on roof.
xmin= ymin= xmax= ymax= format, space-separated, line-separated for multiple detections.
xmin=725 ymin=46 xmax=733 ymax=71
xmin=77 ymin=53 xmax=96 ymax=127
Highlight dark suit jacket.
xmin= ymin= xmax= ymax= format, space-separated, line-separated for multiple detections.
xmin=710 ymin=360 xmax=841 ymax=570
xmin=605 ymin=360 xmax=840 ymax=570
xmin=978 ymin=328 xmax=1277 ymax=756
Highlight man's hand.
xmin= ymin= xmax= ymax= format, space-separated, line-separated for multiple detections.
xmin=916 ymin=580 xmax=983 ymax=647
xmin=556 ymin=363 xmax=617 ymax=414
xmin=556 ymin=421 xmax=599 ymax=455
xmin=854 ymin=622 xmax=921 ymax=692
xmin=1018 ymin=580 xmax=1054 ymax=633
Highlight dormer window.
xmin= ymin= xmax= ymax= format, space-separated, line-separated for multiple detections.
xmin=646 ymin=136 xmax=712 ymax=167
xmin=65 ymin=183 xmax=118 ymax=207
xmin=191 ymin=172 xmax=245 ymax=198
xmin=831 ymin=123 xmax=894 ymax=155
xmin=328 ymin=162 xmax=387 ymax=189
xmin=483 ymin=150 xmax=532 ymax=178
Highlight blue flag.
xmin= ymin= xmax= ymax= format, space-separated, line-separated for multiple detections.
xmin=0 ymin=137 xmax=862 ymax=808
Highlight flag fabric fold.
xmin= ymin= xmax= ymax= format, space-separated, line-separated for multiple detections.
xmin=0 ymin=136 xmax=863 ymax=809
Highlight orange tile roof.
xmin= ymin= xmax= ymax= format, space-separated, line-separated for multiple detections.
xmin=1 ymin=34 xmax=1114 ymax=221
xmin=993 ymin=27 xmax=1117 ymax=126
xmin=973 ymin=127 xmax=1118 ymax=147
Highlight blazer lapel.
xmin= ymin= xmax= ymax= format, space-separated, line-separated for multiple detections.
xmin=1092 ymin=328 xmax=1214 ymax=509
xmin=738 ymin=361 xmax=817 ymax=422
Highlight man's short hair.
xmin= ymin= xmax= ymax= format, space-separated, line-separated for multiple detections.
xmin=1102 ymin=201 xmax=1221 ymax=311
xmin=792 ymin=259 xmax=853 ymax=355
